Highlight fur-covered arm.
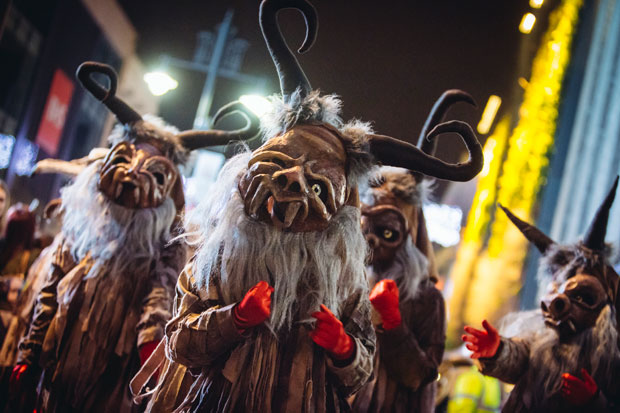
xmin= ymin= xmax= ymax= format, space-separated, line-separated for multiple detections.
xmin=136 ymin=241 xmax=186 ymax=348
xmin=326 ymin=291 xmax=376 ymax=396
xmin=378 ymin=286 xmax=445 ymax=390
xmin=477 ymin=337 xmax=530 ymax=384
xmin=17 ymin=239 xmax=75 ymax=365
xmin=164 ymin=265 xmax=245 ymax=370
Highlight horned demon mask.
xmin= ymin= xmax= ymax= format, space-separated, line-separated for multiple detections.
xmin=76 ymin=62 xmax=260 ymax=211
xmin=500 ymin=176 xmax=620 ymax=341
xmin=363 ymin=90 xmax=476 ymax=266
xmin=242 ymin=0 xmax=484 ymax=233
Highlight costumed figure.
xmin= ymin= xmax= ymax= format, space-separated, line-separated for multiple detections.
xmin=8 ymin=62 xmax=260 ymax=413
xmin=0 ymin=204 xmax=40 ymax=346
xmin=352 ymin=90 xmax=476 ymax=412
xmin=132 ymin=2 xmax=484 ymax=412
xmin=0 ymin=149 xmax=105 ymax=410
xmin=462 ymin=177 xmax=620 ymax=412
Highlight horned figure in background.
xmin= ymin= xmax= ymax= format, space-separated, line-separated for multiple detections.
xmin=136 ymin=1 xmax=483 ymax=411
xmin=8 ymin=61 xmax=260 ymax=413
xmin=463 ymin=177 xmax=620 ymax=411
xmin=353 ymin=90 xmax=476 ymax=413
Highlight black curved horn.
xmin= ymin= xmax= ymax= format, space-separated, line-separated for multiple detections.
xmin=418 ymin=89 xmax=476 ymax=155
xmin=260 ymin=0 xmax=318 ymax=99
xmin=498 ymin=203 xmax=554 ymax=254
xmin=583 ymin=176 xmax=619 ymax=251
xmin=176 ymin=101 xmax=261 ymax=150
xmin=368 ymin=120 xmax=483 ymax=182
xmin=76 ymin=62 xmax=142 ymax=125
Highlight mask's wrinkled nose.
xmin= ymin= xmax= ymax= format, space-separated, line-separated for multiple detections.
xmin=542 ymin=294 xmax=571 ymax=319
xmin=273 ymin=166 xmax=306 ymax=194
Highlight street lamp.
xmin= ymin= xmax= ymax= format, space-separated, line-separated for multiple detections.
xmin=239 ymin=94 xmax=272 ymax=117
xmin=144 ymin=71 xmax=178 ymax=96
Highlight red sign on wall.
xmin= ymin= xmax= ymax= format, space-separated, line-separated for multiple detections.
xmin=35 ymin=69 xmax=75 ymax=156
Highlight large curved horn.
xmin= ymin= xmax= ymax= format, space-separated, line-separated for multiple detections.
xmin=176 ymin=101 xmax=261 ymax=150
xmin=260 ymin=0 xmax=318 ymax=99
xmin=368 ymin=120 xmax=483 ymax=182
xmin=498 ymin=203 xmax=554 ymax=254
xmin=418 ymin=89 xmax=476 ymax=155
xmin=583 ymin=175 xmax=619 ymax=251
xmin=76 ymin=62 xmax=142 ymax=124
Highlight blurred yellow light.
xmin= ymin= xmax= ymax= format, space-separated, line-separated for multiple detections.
xmin=519 ymin=13 xmax=536 ymax=34
xmin=518 ymin=77 xmax=529 ymax=89
xmin=239 ymin=95 xmax=272 ymax=117
xmin=530 ymin=0 xmax=544 ymax=8
xmin=144 ymin=71 xmax=178 ymax=96
xmin=477 ymin=95 xmax=502 ymax=135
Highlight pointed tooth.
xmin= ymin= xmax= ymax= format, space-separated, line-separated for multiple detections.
xmin=115 ymin=184 xmax=123 ymax=199
xmin=134 ymin=187 xmax=140 ymax=205
xmin=283 ymin=202 xmax=301 ymax=228
xmin=567 ymin=319 xmax=576 ymax=333
xmin=249 ymin=184 xmax=270 ymax=217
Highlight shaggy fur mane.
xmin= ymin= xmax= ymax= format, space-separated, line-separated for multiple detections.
xmin=261 ymin=89 xmax=375 ymax=186
xmin=108 ymin=114 xmax=187 ymax=165
xmin=537 ymin=242 xmax=614 ymax=296
xmin=366 ymin=166 xmax=434 ymax=206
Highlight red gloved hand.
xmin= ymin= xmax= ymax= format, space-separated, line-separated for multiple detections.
xmin=369 ymin=279 xmax=401 ymax=330
xmin=139 ymin=341 xmax=159 ymax=365
xmin=462 ymin=320 xmax=500 ymax=359
xmin=233 ymin=281 xmax=273 ymax=330
xmin=310 ymin=304 xmax=355 ymax=360
xmin=9 ymin=364 xmax=29 ymax=387
xmin=561 ymin=368 xmax=598 ymax=406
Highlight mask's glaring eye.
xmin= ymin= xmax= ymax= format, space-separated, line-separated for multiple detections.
xmin=312 ymin=183 xmax=321 ymax=196
xmin=383 ymin=229 xmax=393 ymax=239
xmin=311 ymin=181 xmax=328 ymax=203
xmin=153 ymin=172 xmax=165 ymax=185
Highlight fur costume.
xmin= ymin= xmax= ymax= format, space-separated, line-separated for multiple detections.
xmin=469 ymin=178 xmax=620 ymax=412
xmin=135 ymin=3 xmax=483 ymax=412
xmin=11 ymin=62 xmax=259 ymax=413
xmin=353 ymin=90 xmax=475 ymax=413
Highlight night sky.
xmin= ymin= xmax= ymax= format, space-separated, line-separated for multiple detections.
xmin=118 ymin=1 xmax=543 ymax=171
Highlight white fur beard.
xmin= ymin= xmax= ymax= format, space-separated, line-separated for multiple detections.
xmin=60 ymin=160 xmax=176 ymax=276
xmin=367 ymin=236 xmax=429 ymax=302
xmin=188 ymin=151 xmax=369 ymax=332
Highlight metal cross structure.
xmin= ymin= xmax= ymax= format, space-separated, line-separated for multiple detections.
xmin=159 ymin=9 xmax=267 ymax=129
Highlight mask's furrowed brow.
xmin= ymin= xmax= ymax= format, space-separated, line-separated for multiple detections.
xmin=248 ymin=150 xmax=299 ymax=167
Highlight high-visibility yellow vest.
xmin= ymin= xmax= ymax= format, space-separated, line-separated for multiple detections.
xmin=447 ymin=366 xmax=501 ymax=413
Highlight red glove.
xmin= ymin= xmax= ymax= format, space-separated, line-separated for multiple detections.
xmin=462 ymin=320 xmax=500 ymax=359
xmin=9 ymin=363 xmax=29 ymax=389
xmin=369 ymin=279 xmax=401 ymax=330
xmin=233 ymin=281 xmax=273 ymax=330
xmin=310 ymin=304 xmax=355 ymax=360
xmin=561 ymin=368 xmax=598 ymax=406
xmin=139 ymin=341 xmax=159 ymax=365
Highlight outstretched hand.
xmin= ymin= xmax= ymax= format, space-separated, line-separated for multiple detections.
xmin=310 ymin=304 xmax=355 ymax=360
xmin=369 ymin=279 xmax=401 ymax=330
xmin=234 ymin=281 xmax=274 ymax=330
xmin=462 ymin=320 xmax=500 ymax=359
xmin=561 ymin=368 xmax=598 ymax=406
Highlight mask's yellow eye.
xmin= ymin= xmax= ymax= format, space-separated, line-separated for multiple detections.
xmin=312 ymin=183 xmax=322 ymax=196
xmin=383 ymin=229 xmax=393 ymax=239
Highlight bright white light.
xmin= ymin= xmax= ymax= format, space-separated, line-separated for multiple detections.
xmin=519 ymin=13 xmax=536 ymax=34
xmin=144 ymin=71 xmax=179 ymax=96
xmin=0 ymin=134 xmax=16 ymax=169
xmin=14 ymin=140 xmax=39 ymax=176
xmin=477 ymin=95 xmax=502 ymax=135
xmin=423 ymin=203 xmax=463 ymax=247
xmin=530 ymin=0 xmax=544 ymax=8
xmin=239 ymin=95 xmax=272 ymax=117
